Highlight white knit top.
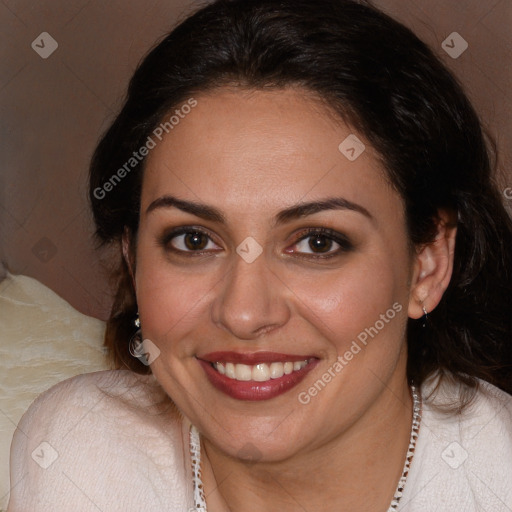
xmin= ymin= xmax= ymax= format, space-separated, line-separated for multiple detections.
xmin=7 ymin=370 xmax=512 ymax=511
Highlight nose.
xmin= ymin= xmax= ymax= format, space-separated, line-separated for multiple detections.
xmin=211 ymin=250 xmax=291 ymax=340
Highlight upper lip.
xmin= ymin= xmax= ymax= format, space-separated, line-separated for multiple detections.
xmin=198 ymin=351 xmax=317 ymax=364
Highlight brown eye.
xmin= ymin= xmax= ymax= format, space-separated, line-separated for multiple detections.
xmin=182 ymin=232 xmax=208 ymax=250
xmin=288 ymin=228 xmax=354 ymax=259
xmin=307 ymin=234 xmax=333 ymax=253
xmin=160 ymin=227 xmax=221 ymax=254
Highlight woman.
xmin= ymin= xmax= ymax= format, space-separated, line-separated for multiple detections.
xmin=8 ymin=0 xmax=512 ymax=510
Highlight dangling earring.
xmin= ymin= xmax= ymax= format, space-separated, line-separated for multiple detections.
xmin=129 ymin=313 xmax=144 ymax=358
xmin=421 ymin=306 xmax=428 ymax=328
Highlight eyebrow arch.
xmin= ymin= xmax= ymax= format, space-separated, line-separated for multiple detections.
xmin=145 ymin=195 xmax=373 ymax=225
xmin=146 ymin=195 xmax=226 ymax=223
xmin=274 ymin=197 xmax=373 ymax=226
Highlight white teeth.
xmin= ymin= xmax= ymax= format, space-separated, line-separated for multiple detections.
xmin=269 ymin=362 xmax=284 ymax=379
xmin=253 ymin=363 xmax=271 ymax=382
xmin=235 ymin=364 xmax=252 ymax=381
xmin=213 ymin=360 xmax=309 ymax=382
xmin=225 ymin=362 xmax=236 ymax=379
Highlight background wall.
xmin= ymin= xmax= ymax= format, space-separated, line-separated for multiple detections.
xmin=1 ymin=0 xmax=511 ymax=321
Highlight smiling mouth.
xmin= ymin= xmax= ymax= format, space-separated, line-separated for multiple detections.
xmin=212 ymin=360 xmax=312 ymax=382
xmin=197 ymin=352 xmax=319 ymax=401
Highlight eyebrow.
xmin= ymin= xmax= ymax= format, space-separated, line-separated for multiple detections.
xmin=145 ymin=194 xmax=373 ymax=226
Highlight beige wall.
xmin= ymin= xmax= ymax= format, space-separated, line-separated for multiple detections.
xmin=1 ymin=0 xmax=511 ymax=320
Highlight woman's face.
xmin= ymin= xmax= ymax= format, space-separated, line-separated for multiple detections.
xmin=132 ymin=87 xmax=416 ymax=460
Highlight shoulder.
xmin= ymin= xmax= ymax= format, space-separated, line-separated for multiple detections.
xmin=17 ymin=369 xmax=171 ymax=419
xmin=424 ymin=375 xmax=512 ymax=439
xmin=469 ymin=379 xmax=512 ymax=429
xmin=12 ymin=369 xmax=177 ymax=445
xmin=8 ymin=370 xmax=193 ymax=511
xmin=401 ymin=375 xmax=512 ymax=511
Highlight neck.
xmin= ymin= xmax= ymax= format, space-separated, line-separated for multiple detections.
xmin=200 ymin=373 xmax=414 ymax=512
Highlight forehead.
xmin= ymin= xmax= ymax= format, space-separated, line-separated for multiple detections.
xmin=141 ymin=87 xmax=397 ymax=220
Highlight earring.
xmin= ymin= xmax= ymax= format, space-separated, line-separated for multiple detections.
xmin=129 ymin=313 xmax=144 ymax=358
xmin=421 ymin=306 xmax=428 ymax=328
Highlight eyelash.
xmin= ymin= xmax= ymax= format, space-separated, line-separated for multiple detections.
xmin=158 ymin=226 xmax=354 ymax=260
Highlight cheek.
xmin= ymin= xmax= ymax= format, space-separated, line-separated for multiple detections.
xmin=286 ymin=252 xmax=408 ymax=352
xmin=134 ymin=249 xmax=212 ymax=354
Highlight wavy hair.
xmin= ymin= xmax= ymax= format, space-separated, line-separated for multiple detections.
xmin=89 ymin=0 xmax=512 ymax=401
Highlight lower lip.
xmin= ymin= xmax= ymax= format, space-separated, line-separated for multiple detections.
xmin=198 ymin=359 xmax=319 ymax=401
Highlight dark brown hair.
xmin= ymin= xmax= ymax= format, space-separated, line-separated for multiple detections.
xmin=89 ymin=0 xmax=512 ymax=398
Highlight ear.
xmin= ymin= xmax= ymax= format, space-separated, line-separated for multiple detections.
xmin=122 ymin=227 xmax=137 ymax=292
xmin=408 ymin=209 xmax=457 ymax=319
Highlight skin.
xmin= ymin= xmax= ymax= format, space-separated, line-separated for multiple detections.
xmin=123 ymin=87 xmax=456 ymax=511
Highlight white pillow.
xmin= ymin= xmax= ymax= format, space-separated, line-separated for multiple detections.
xmin=0 ymin=273 xmax=108 ymax=510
